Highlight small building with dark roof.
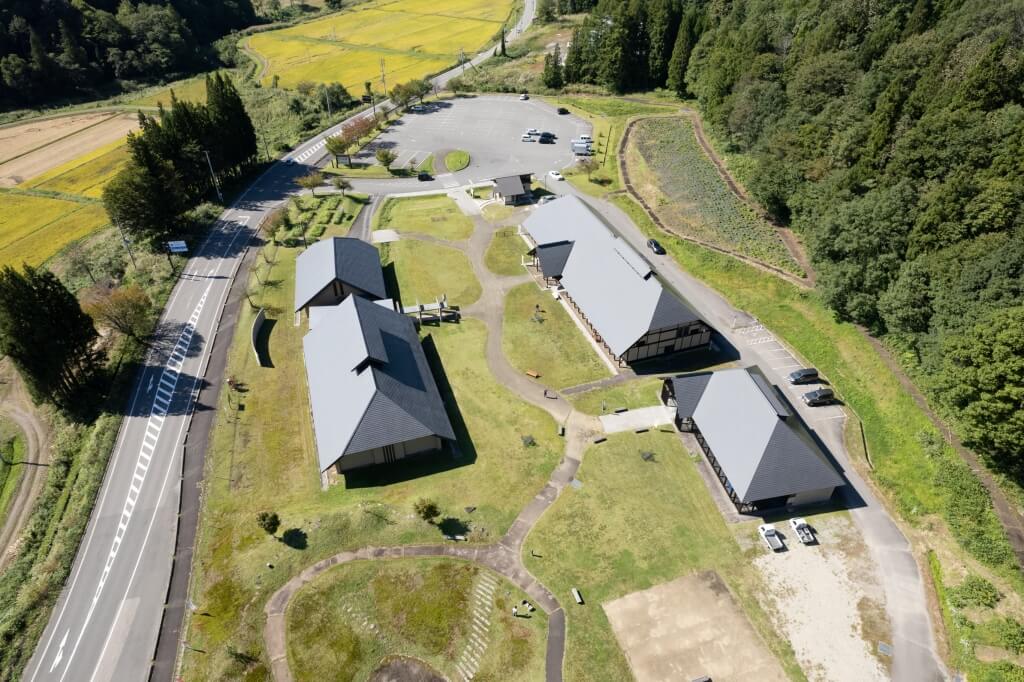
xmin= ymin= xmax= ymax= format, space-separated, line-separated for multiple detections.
xmin=303 ymin=295 xmax=455 ymax=474
xmin=294 ymin=237 xmax=388 ymax=315
xmin=493 ymin=174 xmax=532 ymax=205
xmin=662 ymin=367 xmax=843 ymax=511
xmin=522 ymin=195 xmax=714 ymax=365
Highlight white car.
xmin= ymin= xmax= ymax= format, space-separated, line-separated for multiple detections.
xmin=548 ymin=170 xmax=564 ymax=181
xmin=538 ymin=195 xmax=557 ymax=205
xmin=579 ymin=133 xmax=592 ymax=142
xmin=526 ymin=127 xmax=540 ymax=135
xmin=519 ymin=93 xmax=529 ymax=100
xmin=789 ymin=518 xmax=815 ymax=544
xmin=759 ymin=524 xmax=784 ymax=551
xmin=521 ymin=134 xmax=534 ymax=142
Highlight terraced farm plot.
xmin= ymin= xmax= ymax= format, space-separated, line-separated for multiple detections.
xmin=22 ymin=141 xmax=130 ymax=199
xmin=0 ymin=193 xmax=109 ymax=268
xmin=126 ymin=75 xmax=209 ymax=107
xmin=246 ymin=0 xmax=514 ymax=90
xmin=630 ymin=117 xmax=801 ymax=275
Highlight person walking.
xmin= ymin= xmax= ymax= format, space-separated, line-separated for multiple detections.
xmin=512 ymin=606 xmax=518 ymax=618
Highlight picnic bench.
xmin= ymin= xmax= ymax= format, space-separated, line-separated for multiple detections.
xmin=526 ymin=370 xmax=541 ymax=379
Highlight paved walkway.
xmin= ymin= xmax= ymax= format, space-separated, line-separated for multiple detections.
xmin=262 ymin=188 xmax=600 ymax=682
xmin=599 ymin=405 xmax=675 ymax=434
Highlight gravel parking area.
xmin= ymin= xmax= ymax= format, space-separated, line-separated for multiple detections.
xmin=357 ymin=95 xmax=587 ymax=184
xmin=748 ymin=513 xmax=890 ymax=682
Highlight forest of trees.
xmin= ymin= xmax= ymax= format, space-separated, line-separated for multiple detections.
xmin=543 ymin=0 xmax=1024 ymax=475
xmin=103 ymin=73 xmax=258 ymax=244
xmin=0 ymin=0 xmax=256 ymax=107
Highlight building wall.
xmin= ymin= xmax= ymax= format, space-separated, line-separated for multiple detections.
xmin=787 ymin=487 xmax=835 ymax=507
xmin=620 ymin=322 xmax=712 ymax=363
xmin=304 ymin=281 xmax=374 ymax=313
xmin=333 ymin=435 xmax=443 ymax=473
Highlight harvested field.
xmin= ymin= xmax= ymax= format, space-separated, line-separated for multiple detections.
xmin=246 ymin=0 xmax=514 ymax=90
xmin=0 ymin=113 xmax=137 ymax=187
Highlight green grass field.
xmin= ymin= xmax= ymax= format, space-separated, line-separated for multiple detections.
xmin=502 ymin=283 xmax=610 ymax=390
xmin=445 ymin=149 xmax=471 ymax=172
xmin=246 ymin=0 xmax=515 ymax=90
xmin=287 ymin=558 xmax=547 ymax=681
xmin=381 ymin=240 xmax=481 ymax=306
xmin=568 ymin=377 xmax=664 ymax=415
xmin=0 ymin=432 xmax=26 ymax=528
xmin=481 ymin=203 xmax=516 ymax=222
xmin=0 ymin=192 xmax=109 ymax=269
xmin=523 ymin=431 xmax=805 ymax=682
xmin=484 ymin=226 xmax=528 ymax=275
xmin=374 ymin=194 xmax=474 ymax=241
xmin=125 ymin=75 xmax=209 ymax=107
xmin=182 ymin=235 xmax=560 ymax=677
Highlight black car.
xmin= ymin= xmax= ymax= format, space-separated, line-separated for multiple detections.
xmin=417 ymin=172 xmax=432 ymax=181
xmin=538 ymin=135 xmax=555 ymax=144
xmin=557 ymin=107 xmax=570 ymax=115
xmin=646 ymin=238 xmax=665 ymax=255
xmin=787 ymin=367 xmax=819 ymax=385
xmin=801 ymin=388 xmax=835 ymax=406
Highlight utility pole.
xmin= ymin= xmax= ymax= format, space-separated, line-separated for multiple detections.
xmin=323 ymin=89 xmax=332 ymax=117
xmin=460 ymin=48 xmax=466 ymax=73
xmin=380 ymin=58 xmax=387 ymax=98
xmin=203 ymin=149 xmax=224 ymax=203
xmin=115 ymin=222 xmax=138 ymax=270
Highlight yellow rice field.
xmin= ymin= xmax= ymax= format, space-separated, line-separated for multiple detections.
xmin=22 ymin=139 xmax=130 ymax=199
xmin=0 ymin=193 xmax=109 ymax=268
xmin=246 ymin=0 xmax=515 ymax=89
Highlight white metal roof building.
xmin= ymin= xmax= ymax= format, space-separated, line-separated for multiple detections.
xmin=663 ymin=368 xmax=844 ymax=511
xmin=303 ymin=295 xmax=455 ymax=474
xmin=522 ymin=196 xmax=714 ymax=364
xmin=294 ymin=237 xmax=388 ymax=314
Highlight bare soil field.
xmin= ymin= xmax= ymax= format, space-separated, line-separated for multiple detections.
xmin=604 ymin=571 xmax=788 ymax=682
xmin=0 ymin=112 xmax=137 ymax=187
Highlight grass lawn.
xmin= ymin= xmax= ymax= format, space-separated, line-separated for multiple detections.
xmin=502 ymin=283 xmax=611 ymax=390
xmin=485 ymin=226 xmax=529 ymax=276
xmin=445 ymin=149 xmax=471 ymax=172
xmin=381 ymin=240 xmax=482 ymax=307
xmin=523 ymin=430 xmax=806 ymax=682
xmin=287 ymin=558 xmax=547 ymax=682
xmin=568 ymin=377 xmax=664 ymax=415
xmin=0 ymin=431 xmax=26 ymax=527
xmin=482 ymin=203 xmax=515 ymax=223
xmin=182 ymin=242 xmax=560 ymax=679
xmin=374 ymin=195 xmax=474 ymax=241
xmin=417 ymin=154 xmax=435 ymax=174
xmin=322 ymin=162 xmax=394 ymax=179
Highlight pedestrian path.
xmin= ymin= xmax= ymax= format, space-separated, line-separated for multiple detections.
xmin=456 ymin=572 xmax=497 ymax=681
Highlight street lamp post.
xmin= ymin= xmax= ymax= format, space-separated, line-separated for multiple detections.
xmin=203 ymin=149 xmax=224 ymax=204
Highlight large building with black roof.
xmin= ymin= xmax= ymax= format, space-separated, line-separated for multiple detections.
xmin=522 ymin=195 xmax=714 ymax=365
xmin=663 ymin=367 xmax=843 ymax=511
xmin=293 ymin=237 xmax=388 ymax=316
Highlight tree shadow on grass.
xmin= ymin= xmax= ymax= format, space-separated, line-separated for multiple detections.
xmin=438 ymin=517 xmax=469 ymax=536
xmin=279 ymin=528 xmax=308 ymax=549
xmin=343 ymin=333 xmax=476 ymax=489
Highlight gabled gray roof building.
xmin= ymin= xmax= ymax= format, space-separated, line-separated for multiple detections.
xmin=303 ymin=295 xmax=455 ymax=474
xmin=663 ymin=368 xmax=843 ymax=511
xmin=294 ymin=237 xmax=388 ymax=313
xmin=523 ymin=195 xmax=714 ymax=364
xmin=493 ymin=174 xmax=532 ymax=205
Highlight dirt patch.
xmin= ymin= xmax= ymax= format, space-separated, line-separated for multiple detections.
xmin=369 ymin=656 xmax=445 ymax=682
xmin=751 ymin=513 xmax=889 ymax=682
xmin=604 ymin=571 xmax=788 ymax=682
xmin=0 ymin=113 xmax=137 ymax=187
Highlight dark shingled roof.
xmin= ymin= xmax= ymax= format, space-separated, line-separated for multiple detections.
xmin=294 ymin=237 xmax=388 ymax=311
xmin=535 ymin=241 xmax=575 ymax=279
xmin=494 ymin=175 xmax=528 ymax=197
xmin=303 ymin=296 xmax=455 ymax=472
xmin=672 ymin=368 xmax=843 ymax=503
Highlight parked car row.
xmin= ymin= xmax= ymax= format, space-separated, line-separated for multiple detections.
xmin=521 ymin=129 xmax=557 ymax=144
xmin=759 ymin=518 xmax=817 ymax=552
xmin=786 ymin=367 xmax=836 ymax=406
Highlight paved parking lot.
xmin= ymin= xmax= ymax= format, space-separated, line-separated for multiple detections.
xmin=357 ymin=95 xmax=587 ymax=185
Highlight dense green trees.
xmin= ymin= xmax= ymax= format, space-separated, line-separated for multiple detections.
xmin=0 ymin=266 xmax=103 ymax=409
xmin=0 ymin=0 xmax=256 ymax=108
xmin=103 ymin=73 xmax=257 ymax=244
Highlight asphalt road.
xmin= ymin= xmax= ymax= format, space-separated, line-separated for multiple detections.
xmin=24 ymin=2 xmax=537 ymax=681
